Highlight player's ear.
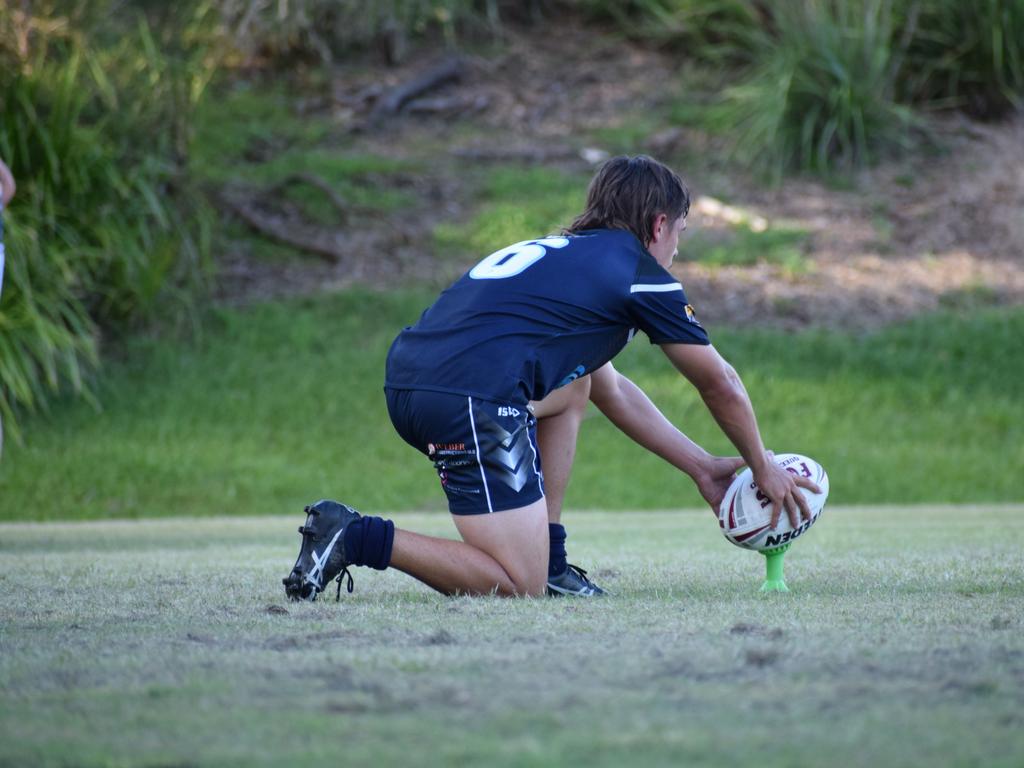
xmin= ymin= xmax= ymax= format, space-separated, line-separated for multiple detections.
xmin=650 ymin=213 xmax=669 ymax=244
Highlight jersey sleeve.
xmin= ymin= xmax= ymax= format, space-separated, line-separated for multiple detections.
xmin=626 ymin=255 xmax=710 ymax=345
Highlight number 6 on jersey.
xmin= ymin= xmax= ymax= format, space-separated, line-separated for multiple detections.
xmin=469 ymin=237 xmax=569 ymax=280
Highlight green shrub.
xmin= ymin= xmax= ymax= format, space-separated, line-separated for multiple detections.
xmin=0 ymin=7 xmax=215 ymax=441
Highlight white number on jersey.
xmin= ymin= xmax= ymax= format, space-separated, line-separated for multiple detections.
xmin=469 ymin=237 xmax=569 ymax=280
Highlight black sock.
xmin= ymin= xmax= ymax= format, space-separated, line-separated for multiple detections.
xmin=343 ymin=516 xmax=395 ymax=571
xmin=548 ymin=523 xmax=567 ymax=577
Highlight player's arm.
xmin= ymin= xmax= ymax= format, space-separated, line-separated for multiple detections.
xmin=660 ymin=343 xmax=818 ymax=527
xmin=0 ymin=159 xmax=15 ymax=207
xmin=588 ymin=361 xmax=745 ymax=510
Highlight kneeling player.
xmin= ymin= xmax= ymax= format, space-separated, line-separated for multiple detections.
xmin=283 ymin=155 xmax=818 ymax=600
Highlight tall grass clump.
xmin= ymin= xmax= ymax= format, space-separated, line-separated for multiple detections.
xmin=714 ymin=0 xmax=917 ymax=178
xmin=570 ymin=0 xmax=767 ymax=62
xmin=901 ymin=0 xmax=1024 ymax=118
xmin=0 ymin=5 xmax=217 ymax=442
xmin=589 ymin=1 xmax=1022 ymax=175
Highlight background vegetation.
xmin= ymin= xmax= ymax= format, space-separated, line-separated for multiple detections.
xmin=0 ymin=3 xmax=218 ymax=440
xmin=1 ymin=0 xmax=1022 ymax=515
xmin=2 ymin=10 xmax=1020 ymax=768
xmin=580 ymin=0 xmax=1024 ymax=174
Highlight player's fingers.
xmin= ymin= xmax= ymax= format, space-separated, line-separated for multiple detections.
xmin=769 ymin=500 xmax=782 ymax=529
xmin=782 ymin=501 xmax=798 ymax=532
xmin=795 ymin=476 xmax=822 ymax=494
xmin=785 ymin=493 xmax=800 ymax=529
xmin=795 ymin=488 xmax=813 ymax=522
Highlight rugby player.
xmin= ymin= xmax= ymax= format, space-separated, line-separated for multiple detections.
xmin=284 ymin=155 xmax=818 ymax=600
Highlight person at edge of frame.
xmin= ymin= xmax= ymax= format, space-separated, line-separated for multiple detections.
xmin=283 ymin=154 xmax=820 ymax=601
xmin=0 ymin=156 xmax=16 ymax=459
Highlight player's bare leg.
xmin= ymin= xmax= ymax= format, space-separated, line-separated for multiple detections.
xmin=529 ymin=376 xmax=604 ymax=595
xmin=286 ymin=383 xmax=591 ymax=602
xmin=390 ymin=498 xmax=549 ymax=597
xmin=284 ymin=497 xmax=550 ymax=600
xmin=530 ymin=375 xmax=592 ymax=525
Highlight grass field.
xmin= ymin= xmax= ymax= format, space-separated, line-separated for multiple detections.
xmin=1 ymin=505 xmax=1022 ymax=767
xmin=1 ymin=291 xmax=1022 ymax=521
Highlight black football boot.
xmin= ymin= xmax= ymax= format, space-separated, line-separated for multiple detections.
xmin=282 ymin=499 xmax=361 ymax=601
xmin=546 ymin=563 xmax=607 ymax=597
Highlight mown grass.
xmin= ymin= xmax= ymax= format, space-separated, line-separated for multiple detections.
xmin=434 ymin=166 xmax=589 ymax=260
xmin=192 ymin=84 xmax=416 ymax=191
xmin=0 ymin=289 xmax=1021 ymax=521
xmin=0 ymin=506 xmax=1021 ymax=767
xmin=192 ymin=84 xmax=418 ymax=263
xmin=435 ymin=165 xmax=814 ymax=272
xmin=683 ymin=223 xmax=811 ymax=270
xmin=191 ymin=84 xmax=330 ymax=185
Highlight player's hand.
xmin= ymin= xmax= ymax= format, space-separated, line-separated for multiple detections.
xmin=753 ymin=460 xmax=822 ymax=529
xmin=695 ymin=455 xmax=748 ymax=512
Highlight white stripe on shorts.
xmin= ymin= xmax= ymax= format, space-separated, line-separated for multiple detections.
xmin=466 ymin=396 xmax=494 ymax=513
xmin=528 ymin=426 xmax=544 ymax=496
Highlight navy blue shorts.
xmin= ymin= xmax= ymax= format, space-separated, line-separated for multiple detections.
xmin=385 ymin=388 xmax=545 ymax=515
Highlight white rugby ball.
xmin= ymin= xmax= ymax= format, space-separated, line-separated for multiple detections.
xmin=718 ymin=453 xmax=829 ymax=551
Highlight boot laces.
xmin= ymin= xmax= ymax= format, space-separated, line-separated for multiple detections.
xmin=334 ymin=566 xmax=355 ymax=600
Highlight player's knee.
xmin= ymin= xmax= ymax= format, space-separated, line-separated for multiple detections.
xmin=563 ymin=375 xmax=591 ymax=414
xmin=504 ymin=561 xmax=548 ymax=597
xmin=512 ymin=573 xmax=547 ymax=598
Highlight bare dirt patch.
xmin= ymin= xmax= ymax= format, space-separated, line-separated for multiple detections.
xmin=217 ymin=27 xmax=1024 ymax=331
xmin=681 ymin=117 xmax=1024 ymax=330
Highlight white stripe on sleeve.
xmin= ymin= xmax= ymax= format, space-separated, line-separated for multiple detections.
xmin=629 ymin=282 xmax=682 ymax=294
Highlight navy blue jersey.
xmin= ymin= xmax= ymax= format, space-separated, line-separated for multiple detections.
xmin=385 ymin=228 xmax=709 ymax=403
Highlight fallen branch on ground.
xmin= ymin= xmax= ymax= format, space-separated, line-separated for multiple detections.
xmin=267 ymin=173 xmax=350 ymax=219
xmin=219 ymin=190 xmax=347 ymax=264
xmin=369 ymin=57 xmax=464 ymax=123
xmin=405 ymin=93 xmax=490 ymax=117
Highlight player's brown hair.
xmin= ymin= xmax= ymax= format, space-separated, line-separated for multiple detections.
xmin=567 ymin=155 xmax=690 ymax=246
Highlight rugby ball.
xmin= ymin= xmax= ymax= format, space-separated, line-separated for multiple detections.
xmin=718 ymin=453 xmax=829 ymax=551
